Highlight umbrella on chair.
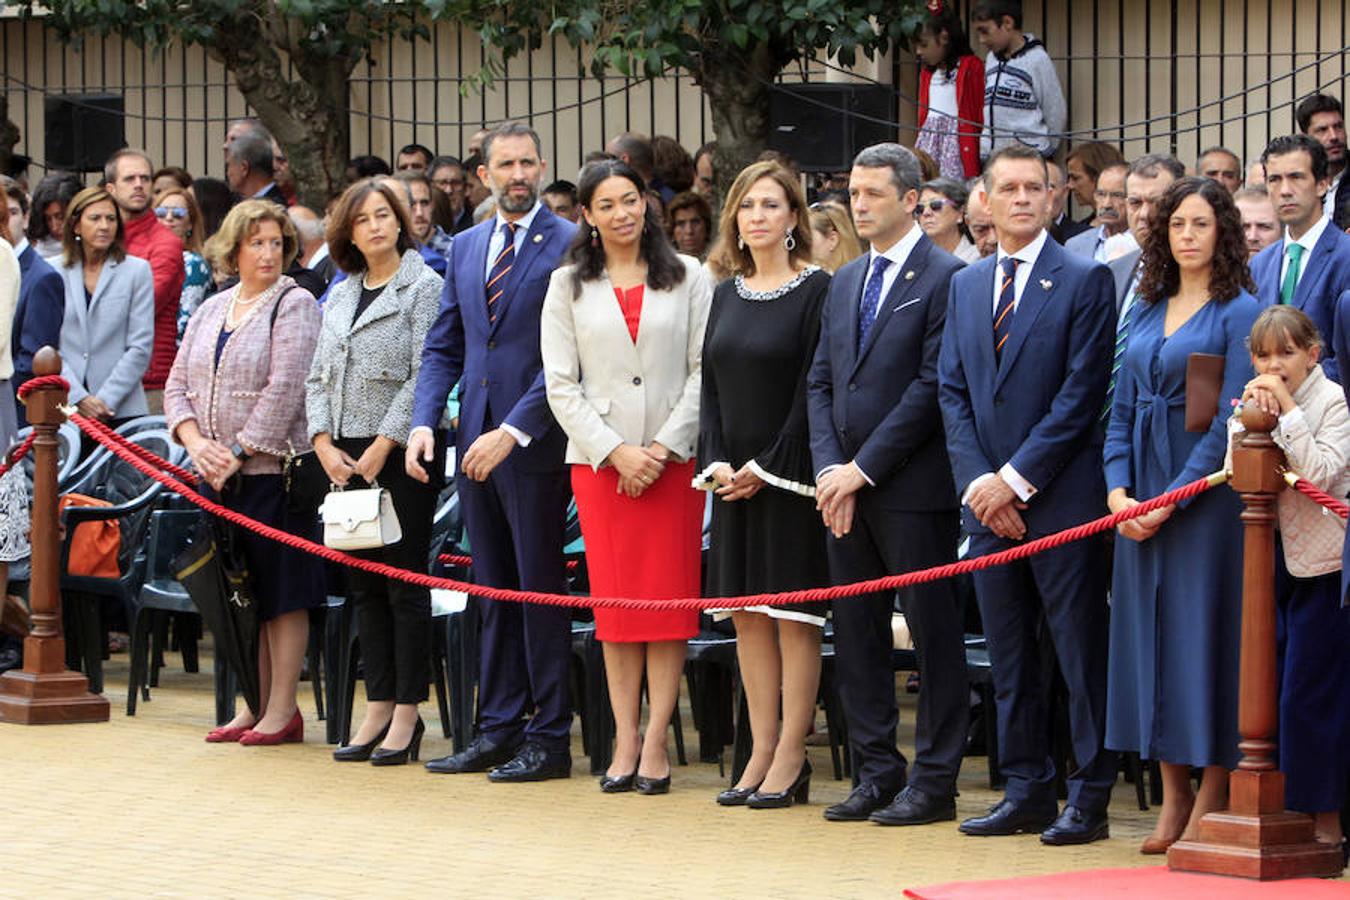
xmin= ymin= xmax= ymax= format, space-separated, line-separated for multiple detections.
xmin=172 ymin=517 xmax=261 ymax=717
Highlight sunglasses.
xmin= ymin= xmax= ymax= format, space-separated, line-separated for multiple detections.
xmin=916 ymin=199 xmax=956 ymax=214
xmin=155 ymin=206 xmax=188 ymax=220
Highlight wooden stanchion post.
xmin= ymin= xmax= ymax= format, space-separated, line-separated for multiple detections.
xmin=0 ymin=348 xmax=109 ymax=724
xmin=1168 ymin=406 xmax=1340 ymax=879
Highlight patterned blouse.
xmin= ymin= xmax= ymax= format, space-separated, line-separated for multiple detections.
xmin=176 ymin=251 xmax=213 ymax=340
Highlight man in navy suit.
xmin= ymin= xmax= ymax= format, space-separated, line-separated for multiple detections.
xmin=2 ymin=177 xmax=64 ymax=424
xmin=938 ymin=144 xmax=1117 ymax=845
xmin=1250 ymin=134 xmax=1350 ymax=384
xmin=407 ymin=122 xmax=577 ymax=782
xmin=807 ymin=144 xmax=968 ymax=827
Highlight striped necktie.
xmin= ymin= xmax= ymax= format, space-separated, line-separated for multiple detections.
xmin=993 ymin=256 xmax=1019 ymax=360
xmin=486 ymin=221 xmax=518 ymax=322
xmin=1102 ymin=289 xmax=1136 ymax=424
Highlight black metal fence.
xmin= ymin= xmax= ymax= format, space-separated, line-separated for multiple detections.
xmin=2 ymin=2 xmax=1348 ymax=185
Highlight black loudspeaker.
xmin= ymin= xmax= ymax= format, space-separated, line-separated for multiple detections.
xmin=768 ymin=84 xmax=895 ymax=173
xmin=45 ymin=93 xmax=126 ymax=172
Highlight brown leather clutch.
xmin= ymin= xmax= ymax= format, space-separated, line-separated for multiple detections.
xmin=1185 ymin=352 xmax=1226 ymax=432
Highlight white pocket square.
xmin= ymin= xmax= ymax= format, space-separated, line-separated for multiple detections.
xmin=893 ymin=297 xmax=924 ymax=312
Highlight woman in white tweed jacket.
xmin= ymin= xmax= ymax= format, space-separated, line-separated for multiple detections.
xmin=304 ymin=178 xmax=445 ymax=767
xmin=1228 ymin=305 xmax=1350 ymax=849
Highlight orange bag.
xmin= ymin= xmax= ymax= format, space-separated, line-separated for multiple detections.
xmin=58 ymin=493 xmax=121 ymax=579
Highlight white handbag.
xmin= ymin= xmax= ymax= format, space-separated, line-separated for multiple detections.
xmin=319 ymin=483 xmax=403 ymax=550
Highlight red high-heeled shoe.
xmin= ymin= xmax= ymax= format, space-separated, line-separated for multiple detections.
xmin=205 ymin=724 xmax=253 ymax=744
xmin=239 ymin=710 xmax=304 ymax=746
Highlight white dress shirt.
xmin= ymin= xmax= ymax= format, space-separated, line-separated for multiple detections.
xmin=1279 ymin=213 xmax=1329 ymax=288
xmin=965 ymin=228 xmax=1053 ymax=506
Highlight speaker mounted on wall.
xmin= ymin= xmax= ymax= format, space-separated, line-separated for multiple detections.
xmin=767 ymin=84 xmax=895 ymax=173
xmin=44 ymin=94 xmax=126 ymax=172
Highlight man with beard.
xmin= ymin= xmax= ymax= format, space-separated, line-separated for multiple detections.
xmin=103 ymin=148 xmax=184 ymax=413
xmin=1065 ymin=162 xmax=1131 ymax=263
xmin=1297 ymin=94 xmax=1350 ymax=230
xmin=409 ymin=122 xmax=578 ymax=782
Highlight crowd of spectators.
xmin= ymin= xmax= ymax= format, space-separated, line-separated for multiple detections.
xmin=1 ymin=0 xmax=1348 ymax=864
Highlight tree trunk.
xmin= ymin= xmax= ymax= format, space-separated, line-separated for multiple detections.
xmin=693 ymin=44 xmax=781 ymax=206
xmin=209 ymin=18 xmax=356 ymax=209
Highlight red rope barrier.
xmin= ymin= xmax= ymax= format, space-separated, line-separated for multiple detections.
xmin=68 ymin=406 xmax=1227 ymax=611
xmin=15 ymin=374 xmax=67 ymax=400
xmin=439 ymin=553 xmax=579 ymax=571
xmin=0 ymin=433 xmax=35 ymax=479
xmin=1283 ymin=472 xmax=1350 ymax=519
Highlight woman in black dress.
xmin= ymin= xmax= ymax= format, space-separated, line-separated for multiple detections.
xmin=699 ymin=160 xmax=830 ymax=809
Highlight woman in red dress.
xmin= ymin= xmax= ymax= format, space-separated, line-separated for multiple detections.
xmin=541 ymin=159 xmax=712 ymax=795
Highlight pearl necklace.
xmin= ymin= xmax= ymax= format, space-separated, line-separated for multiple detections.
xmin=227 ymin=280 xmax=283 ymax=329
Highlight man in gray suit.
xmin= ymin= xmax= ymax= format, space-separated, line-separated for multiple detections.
xmin=1065 ymin=162 xmax=1130 ymax=263
xmin=1109 ymin=155 xmax=1185 ymax=313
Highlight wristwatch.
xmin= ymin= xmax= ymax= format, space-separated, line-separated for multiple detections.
xmin=229 ymin=442 xmax=249 ymax=461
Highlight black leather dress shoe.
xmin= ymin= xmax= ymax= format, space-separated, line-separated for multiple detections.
xmin=959 ymin=798 xmax=1059 ymax=836
xmin=488 ymin=742 xmax=572 ymax=782
xmin=1040 ymin=805 xmax=1109 ymax=845
xmin=823 ymin=782 xmax=892 ymax=822
xmin=869 ymin=786 xmax=957 ymax=826
xmin=424 ymin=734 xmax=519 ymax=774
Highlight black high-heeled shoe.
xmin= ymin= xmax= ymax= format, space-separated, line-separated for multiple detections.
xmin=600 ymin=768 xmax=639 ymax=793
xmin=371 ymin=717 xmax=425 ymax=766
xmin=746 ymin=760 xmax=811 ymax=809
xmin=333 ymin=720 xmax=391 ymax=762
xmin=635 ymin=771 xmax=672 ymax=795
xmin=716 ymin=783 xmax=763 ymax=806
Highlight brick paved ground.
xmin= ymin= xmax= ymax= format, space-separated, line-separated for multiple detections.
xmin=0 ymin=654 xmax=1336 ymax=898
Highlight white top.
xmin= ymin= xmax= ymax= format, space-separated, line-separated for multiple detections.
xmin=0 ymin=239 xmax=18 ymax=380
xmin=927 ymin=68 xmax=958 ymax=119
xmin=1281 ymin=213 xmax=1330 ymax=287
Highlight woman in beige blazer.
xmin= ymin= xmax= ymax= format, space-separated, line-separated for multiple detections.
xmin=541 ymin=159 xmax=711 ymax=795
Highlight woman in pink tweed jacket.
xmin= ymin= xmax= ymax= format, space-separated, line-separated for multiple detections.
xmin=164 ymin=199 xmax=325 ymax=748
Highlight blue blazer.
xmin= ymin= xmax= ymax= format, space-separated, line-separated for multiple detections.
xmin=806 ymin=234 xmax=962 ymax=511
xmin=13 ymin=243 xmax=64 ymax=387
xmin=1249 ymin=223 xmax=1350 ymax=384
xmin=938 ymin=236 xmax=1115 ymax=534
xmin=411 ymin=208 xmax=576 ymax=470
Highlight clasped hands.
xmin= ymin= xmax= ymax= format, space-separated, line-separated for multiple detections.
xmin=184 ymin=435 xmax=242 ymax=492
xmin=816 ymin=462 xmax=867 ymax=539
xmin=317 ymin=434 xmax=395 ymax=487
xmin=1108 ymin=487 xmax=1174 ymax=542
xmin=966 ymin=475 xmax=1028 ymax=541
xmin=1239 ymin=373 xmax=1296 ymax=419
xmin=608 ymin=442 xmax=671 ymax=498
xmin=708 ymin=462 xmax=765 ymax=503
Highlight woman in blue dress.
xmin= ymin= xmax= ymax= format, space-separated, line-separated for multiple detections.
xmin=1103 ymin=176 xmax=1260 ymax=855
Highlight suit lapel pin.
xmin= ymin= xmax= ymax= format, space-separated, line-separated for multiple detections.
xmin=904 ymin=270 xmax=916 ymax=280
xmin=532 ymin=234 xmax=543 ymax=244
xmin=1040 ymin=278 xmax=1053 ymax=290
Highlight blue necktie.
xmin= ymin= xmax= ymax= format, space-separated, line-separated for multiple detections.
xmin=857 ymin=255 xmax=892 ymax=352
xmin=485 ymin=221 xmax=517 ymax=323
xmin=993 ymin=256 xmax=1019 ymax=360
